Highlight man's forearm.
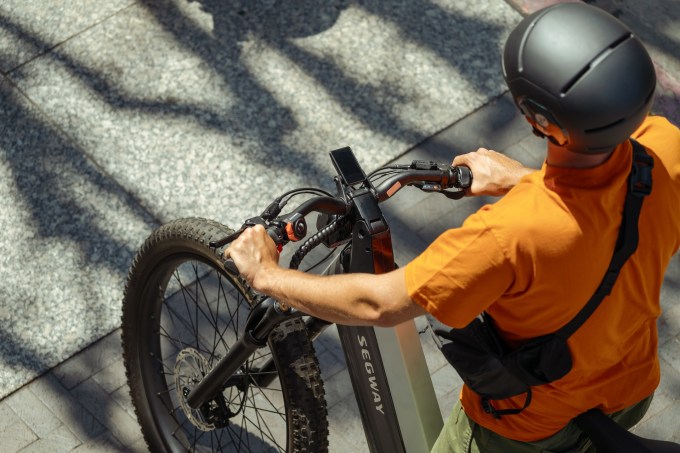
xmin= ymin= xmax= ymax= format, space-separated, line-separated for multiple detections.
xmin=253 ymin=265 xmax=423 ymax=327
xmin=225 ymin=224 xmax=425 ymax=326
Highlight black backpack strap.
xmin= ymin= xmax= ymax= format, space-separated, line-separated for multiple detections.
xmin=557 ymin=139 xmax=653 ymax=340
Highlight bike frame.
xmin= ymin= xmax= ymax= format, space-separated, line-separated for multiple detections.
xmin=318 ymin=186 xmax=443 ymax=453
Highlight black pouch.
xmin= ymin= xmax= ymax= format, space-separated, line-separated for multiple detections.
xmin=503 ymin=333 xmax=572 ymax=386
xmin=432 ymin=314 xmax=528 ymax=399
xmin=430 ymin=313 xmax=573 ymax=417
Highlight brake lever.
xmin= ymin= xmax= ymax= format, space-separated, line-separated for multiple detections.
xmin=415 ymin=183 xmax=465 ymax=200
xmin=440 ymin=189 xmax=465 ymax=200
xmin=210 ymin=216 xmax=268 ymax=249
xmin=209 ymin=226 xmax=247 ymax=249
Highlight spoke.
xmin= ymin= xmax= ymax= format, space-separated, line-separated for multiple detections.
xmin=240 ymin=409 xmax=286 ymax=452
xmin=221 ymin=420 xmax=243 ymax=452
xmin=206 ymin=278 xmax=239 ymax=360
xmin=240 ymin=404 xmax=285 ymax=417
xmin=161 ymin=300 xmax=196 ymax=348
xmin=252 ymin=404 xmax=285 ymax=452
xmin=157 ymin=325 xmax=212 ymax=359
xmin=193 ymin=263 xmax=200 ymax=350
xmin=246 ymin=375 xmax=284 ymax=412
xmin=192 ymin=270 xmax=248 ymax=362
xmin=207 ymin=273 xmax=223 ymax=359
xmin=249 ymin=371 xmax=281 ymax=379
xmin=157 ymin=325 xmax=189 ymax=353
xmin=176 ymin=269 xmax=225 ymax=348
xmin=172 ymin=414 xmax=194 ymax=438
xmin=141 ymin=255 xmax=297 ymax=453
xmin=174 ymin=270 xmax=200 ymax=343
xmin=213 ymin=426 xmax=227 ymax=452
xmin=248 ymin=388 xmax=286 ymax=424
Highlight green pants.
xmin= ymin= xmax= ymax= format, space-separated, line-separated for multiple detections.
xmin=431 ymin=396 xmax=652 ymax=453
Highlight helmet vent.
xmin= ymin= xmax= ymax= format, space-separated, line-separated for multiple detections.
xmin=560 ymin=33 xmax=633 ymax=97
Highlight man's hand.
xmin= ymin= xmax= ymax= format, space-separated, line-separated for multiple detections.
xmin=452 ymin=148 xmax=535 ymax=196
xmin=223 ymin=225 xmax=279 ymax=290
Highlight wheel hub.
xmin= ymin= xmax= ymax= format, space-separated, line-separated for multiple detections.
xmin=174 ymin=348 xmax=249 ymax=431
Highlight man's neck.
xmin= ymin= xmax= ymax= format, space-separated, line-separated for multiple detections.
xmin=545 ymin=142 xmax=615 ymax=168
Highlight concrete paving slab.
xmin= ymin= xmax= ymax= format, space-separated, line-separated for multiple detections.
xmin=5 ymin=388 xmax=61 ymax=438
xmin=2 ymin=421 xmax=37 ymax=452
xmin=26 ymin=373 xmax=107 ymax=443
xmin=0 ymin=1 xmax=134 ymax=73
xmin=0 ymin=400 xmax=21 ymax=431
xmin=17 ymin=425 xmax=81 ymax=453
xmin=52 ymin=331 xmax=125 ymax=391
xmin=0 ymin=0 xmax=522 ymax=398
xmin=0 ymin=76 xmax=158 ymax=399
xmin=10 ymin=0 xmax=520 ymax=227
xmin=69 ymin=378 xmax=143 ymax=448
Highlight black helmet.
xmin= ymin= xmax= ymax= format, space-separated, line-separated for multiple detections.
xmin=503 ymin=3 xmax=656 ymax=153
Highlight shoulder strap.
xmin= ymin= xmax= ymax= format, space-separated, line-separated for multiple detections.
xmin=557 ymin=139 xmax=654 ymax=340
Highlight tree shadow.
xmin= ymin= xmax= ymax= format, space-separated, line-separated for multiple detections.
xmin=0 ymin=0 xmax=521 ymax=447
xmin=0 ymin=75 xmax=157 ymax=448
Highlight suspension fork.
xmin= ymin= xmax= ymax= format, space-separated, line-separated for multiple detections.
xmin=235 ymin=316 xmax=332 ymax=388
xmin=185 ymin=297 xmax=300 ymax=410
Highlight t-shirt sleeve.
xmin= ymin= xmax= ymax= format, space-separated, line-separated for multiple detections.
xmin=404 ymin=212 xmax=514 ymax=328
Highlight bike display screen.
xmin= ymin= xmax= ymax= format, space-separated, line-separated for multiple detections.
xmin=330 ymin=147 xmax=367 ymax=186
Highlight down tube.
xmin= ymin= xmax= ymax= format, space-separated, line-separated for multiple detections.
xmin=336 ymin=223 xmax=443 ymax=453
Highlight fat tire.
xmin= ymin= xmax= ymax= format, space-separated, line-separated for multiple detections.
xmin=122 ymin=217 xmax=329 ymax=452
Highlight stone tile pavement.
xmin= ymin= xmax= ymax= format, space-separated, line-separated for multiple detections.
xmin=1 ymin=0 xmax=679 ymax=451
xmin=0 ymin=0 xmax=521 ymax=400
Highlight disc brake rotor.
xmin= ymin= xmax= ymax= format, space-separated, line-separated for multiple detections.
xmin=174 ymin=348 xmax=215 ymax=432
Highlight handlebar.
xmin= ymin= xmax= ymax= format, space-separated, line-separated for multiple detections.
xmin=218 ymin=159 xmax=472 ymax=274
xmin=373 ymin=163 xmax=471 ymax=202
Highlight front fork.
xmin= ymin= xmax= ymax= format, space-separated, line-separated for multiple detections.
xmin=185 ymin=297 xmax=301 ymax=410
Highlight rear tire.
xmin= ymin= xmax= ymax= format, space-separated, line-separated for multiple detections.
xmin=122 ymin=218 xmax=329 ymax=452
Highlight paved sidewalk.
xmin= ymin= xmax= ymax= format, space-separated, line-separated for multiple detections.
xmin=0 ymin=0 xmax=520 ymax=400
xmin=1 ymin=0 xmax=679 ymax=451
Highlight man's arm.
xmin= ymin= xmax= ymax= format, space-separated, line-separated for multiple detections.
xmin=453 ymin=148 xmax=535 ymax=196
xmin=224 ymin=225 xmax=426 ymax=327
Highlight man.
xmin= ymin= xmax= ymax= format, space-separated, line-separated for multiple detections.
xmin=225 ymin=3 xmax=680 ymax=452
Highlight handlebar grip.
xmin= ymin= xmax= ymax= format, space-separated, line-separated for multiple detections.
xmin=224 ymin=258 xmax=239 ymax=274
xmin=222 ymin=225 xmax=285 ymax=276
xmin=451 ymin=166 xmax=473 ymax=189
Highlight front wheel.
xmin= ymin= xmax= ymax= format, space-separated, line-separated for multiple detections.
xmin=122 ymin=218 xmax=329 ymax=452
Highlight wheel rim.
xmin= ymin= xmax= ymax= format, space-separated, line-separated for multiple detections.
xmin=138 ymin=255 xmax=289 ymax=452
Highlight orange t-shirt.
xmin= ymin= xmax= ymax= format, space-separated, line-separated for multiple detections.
xmin=404 ymin=116 xmax=680 ymax=441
